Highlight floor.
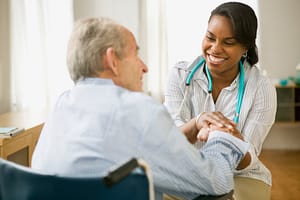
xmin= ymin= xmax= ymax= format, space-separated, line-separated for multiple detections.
xmin=260 ymin=149 xmax=300 ymax=200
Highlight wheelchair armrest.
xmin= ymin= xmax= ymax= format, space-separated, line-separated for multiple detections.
xmin=104 ymin=158 xmax=139 ymax=186
xmin=193 ymin=190 xmax=234 ymax=200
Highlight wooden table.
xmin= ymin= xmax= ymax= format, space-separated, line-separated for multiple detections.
xmin=0 ymin=111 xmax=45 ymax=166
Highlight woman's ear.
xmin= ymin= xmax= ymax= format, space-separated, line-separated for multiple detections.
xmin=105 ymin=47 xmax=119 ymax=76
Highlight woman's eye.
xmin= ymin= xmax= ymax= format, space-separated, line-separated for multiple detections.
xmin=206 ymin=36 xmax=215 ymax=41
xmin=224 ymin=40 xmax=236 ymax=45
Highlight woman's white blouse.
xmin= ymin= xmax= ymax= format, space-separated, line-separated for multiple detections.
xmin=164 ymin=59 xmax=277 ymax=186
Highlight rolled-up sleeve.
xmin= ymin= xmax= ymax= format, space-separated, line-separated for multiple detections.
xmin=139 ymin=103 xmax=249 ymax=199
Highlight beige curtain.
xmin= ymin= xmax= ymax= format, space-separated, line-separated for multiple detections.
xmin=139 ymin=0 xmax=168 ymax=102
xmin=10 ymin=0 xmax=74 ymax=112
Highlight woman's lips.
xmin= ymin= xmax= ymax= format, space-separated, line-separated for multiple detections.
xmin=208 ymin=54 xmax=226 ymax=64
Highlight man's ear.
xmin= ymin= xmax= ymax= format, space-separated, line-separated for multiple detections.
xmin=105 ymin=47 xmax=119 ymax=76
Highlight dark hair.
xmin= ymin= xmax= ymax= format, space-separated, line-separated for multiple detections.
xmin=209 ymin=2 xmax=258 ymax=65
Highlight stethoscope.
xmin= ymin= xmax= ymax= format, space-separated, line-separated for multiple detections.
xmin=185 ymin=57 xmax=245 ymax=124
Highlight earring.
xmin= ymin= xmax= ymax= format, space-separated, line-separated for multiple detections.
xmin=242 ymin=51 xmax=248 ymax=58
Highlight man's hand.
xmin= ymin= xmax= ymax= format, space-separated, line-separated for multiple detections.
xmin=197 ymin=124 xmax=238 ymax=142
xmin=197 ymin=124 xmax=251 ymax=170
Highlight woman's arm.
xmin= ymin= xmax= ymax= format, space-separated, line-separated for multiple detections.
xmin=236 ymin=77 xmax=277 ymax=172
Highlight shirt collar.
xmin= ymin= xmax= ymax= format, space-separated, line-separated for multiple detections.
xmin=76 ymin=77 xmax=114 ymax=86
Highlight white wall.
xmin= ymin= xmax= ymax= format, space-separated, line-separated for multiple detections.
xmin=0 ymin=0 xmax=10 ymax=114
xmin=259 ymin=0 xmax=300 ymax=80
xmin=258 ymin=0 xmax=300 ymax=149
xmin=73 ymin=0 xmax=140 ymax=41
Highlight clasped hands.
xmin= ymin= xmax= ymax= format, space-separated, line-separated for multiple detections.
xmin=195 ymin=112 xmax=244 ymax=142
xmin=193 ymin=112 xmax=251 ymax=169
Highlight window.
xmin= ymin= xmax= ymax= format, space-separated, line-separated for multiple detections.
xmin=10 ymin=0 xmax=73 ymax=112
xmin=166 ymin=0 xmax=258 ymax=67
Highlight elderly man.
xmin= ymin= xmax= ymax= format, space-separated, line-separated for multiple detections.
xmin=32 ymin=17 xmax=249 ymax=200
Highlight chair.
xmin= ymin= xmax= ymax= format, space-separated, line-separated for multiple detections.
xmin=192 ymin=190 xmax=234 ymax=200
xmin=0 ymin=158 xmax=154 ymax=200
xmin=0 ymin=158 xmax=233 ymax=200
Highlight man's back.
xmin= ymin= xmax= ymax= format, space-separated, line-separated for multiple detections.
xmin=32 ymin=78 xmax=155 ymax=176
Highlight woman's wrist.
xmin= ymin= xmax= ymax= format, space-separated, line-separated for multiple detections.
xmin=195 ymin=112 xmax=205 ymax=131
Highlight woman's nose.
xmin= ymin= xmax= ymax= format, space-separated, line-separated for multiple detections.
xmin=210 ymin=41 xmax=223 ymax=53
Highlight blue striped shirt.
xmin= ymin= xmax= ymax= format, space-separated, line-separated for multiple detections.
xmin=32 ymin=78 xmax=249 ymax=200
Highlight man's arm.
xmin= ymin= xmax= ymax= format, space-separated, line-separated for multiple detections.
xmin=197 ymin=124 xmax=251 ymax=170
xmin=138 ymin=104 xmax=249 ymax=199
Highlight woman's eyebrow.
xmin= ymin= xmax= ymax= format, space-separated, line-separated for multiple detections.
xmin=206 ymin=30 xmax=236 ymax=40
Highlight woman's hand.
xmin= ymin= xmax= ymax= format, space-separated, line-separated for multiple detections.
xmin=195 ymin=111 xmax=236 ymax=132
xmin=180 ymin=111 xmax=237 ymax=144
xmin=195 ymin=112 xmax=244 ymax=142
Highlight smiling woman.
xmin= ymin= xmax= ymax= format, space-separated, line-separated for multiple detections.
xmin=165 ymin=0 xmax=257 ymax=67
xmin=163 ymin=2 xmax=275 ymax=200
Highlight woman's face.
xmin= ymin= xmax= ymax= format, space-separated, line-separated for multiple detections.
xmin=202 ymin=15 xmax=247 ymax=78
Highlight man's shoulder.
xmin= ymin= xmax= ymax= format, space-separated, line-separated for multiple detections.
xmin=121 ymin=90 xmax=161 ymax=107
xmin=119 ymin=90 xmax=172 ymax=130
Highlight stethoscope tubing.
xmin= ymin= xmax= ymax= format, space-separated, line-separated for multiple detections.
xmin=185 ymin=57 xmax=245 ymax=124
